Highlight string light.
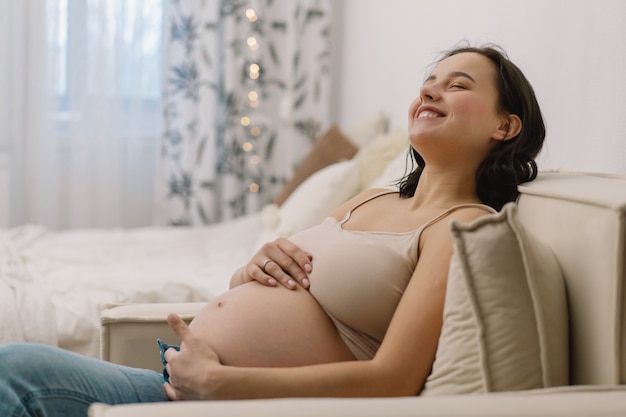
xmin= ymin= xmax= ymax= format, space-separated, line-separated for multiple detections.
xmin=244 ymin=9 xmax=263 ymax=197
xmin=248 ymin=90 xmax=259 ymax=107
xmin=247 ymin=36 xmax=259 ymax=50
xmin=249 ymin=63 xmax=260 ymax=79
xmin=246 ymin=8 xmax=258 ymax=22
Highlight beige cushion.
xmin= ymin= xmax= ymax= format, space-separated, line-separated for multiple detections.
xmin=354 ymin=129 xmax=408 ymax=189
xmin=515 ymin=170 xmax=626 ymax=385
xmin=89 ymin=386 xmax=626 ymax=417
xmin=367 ymin=148 xmax=410 ymax=190
xmin=422 ymin=203 xmax=568 ymax=395
xmin=273 ymin=159 xmax=360 ymax=237
xmin=273 ymin=125 xmax=358 ymax=206
xmin=342 ymin=111 xmax=388 ymax=148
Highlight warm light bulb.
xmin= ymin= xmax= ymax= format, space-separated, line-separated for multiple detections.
xmin=249 ymin=182 xmax=260 ymax=193
xmin=250 ymin=126 xmax=261 ymax=136
xmin=240 ymin=116 xmax=251 ymax=126
xmin=246 ymin=8 xmax=258 ymax=22
xmin=242 ymin=142 xmax=253 ymax=152
xmin=249 ymin=63 xmax=260 ymax=80
xmin=247 ymin=37 xmax=258 ymax=50
xmin=248 ymin=91 xmax=259 ymax=107
xmin=250 ymin=155 xmax=261 ymax=165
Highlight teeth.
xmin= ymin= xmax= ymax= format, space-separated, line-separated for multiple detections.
xmin=418 ymin=111 xmax=442 ymax=119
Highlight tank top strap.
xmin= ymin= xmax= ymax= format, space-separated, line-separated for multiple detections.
xmin=420 ymin=203 xmax=497 ymax=231
xmin=340 ymin=190 xmax=399 ymax=224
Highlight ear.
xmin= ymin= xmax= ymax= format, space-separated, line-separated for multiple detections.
xmin=492 ymin=114 xmax=522 ymax=141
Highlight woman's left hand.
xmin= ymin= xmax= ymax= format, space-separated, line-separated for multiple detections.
xmin=163 ymin=313 xmax=222 ymax=401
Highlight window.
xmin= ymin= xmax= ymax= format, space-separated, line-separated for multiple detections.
xmin=46 ymin=0 xmax=165 ymax=134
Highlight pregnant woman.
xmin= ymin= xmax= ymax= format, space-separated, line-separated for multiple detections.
xmin=0 ymin=43 xmax=545 ymax=416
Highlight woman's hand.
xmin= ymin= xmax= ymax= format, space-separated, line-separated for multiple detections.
xmin=233 ymin=237 xmax=312 ymax=290
xmin=163 ymin=314 xmax=222 ymax=401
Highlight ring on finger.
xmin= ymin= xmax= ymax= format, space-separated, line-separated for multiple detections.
xmin=262 ymin=259 xmax=273 ymax=272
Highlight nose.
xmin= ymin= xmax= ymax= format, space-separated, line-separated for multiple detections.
xmin=420 ymin=83 xmax=440 ymax=102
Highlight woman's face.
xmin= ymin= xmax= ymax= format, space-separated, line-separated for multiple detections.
xmin=408 ymin=52 xmax=506 ymax=162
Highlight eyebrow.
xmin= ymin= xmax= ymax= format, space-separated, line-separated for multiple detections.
xmin=425 ymin=71 xmax=476 ymax=84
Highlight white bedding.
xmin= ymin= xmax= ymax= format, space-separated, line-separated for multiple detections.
xmin=0 ymin=213 xmax=265 ymax=358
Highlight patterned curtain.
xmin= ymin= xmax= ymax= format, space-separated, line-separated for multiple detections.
xmin=157 ymin=0 xmax=332 ymax=226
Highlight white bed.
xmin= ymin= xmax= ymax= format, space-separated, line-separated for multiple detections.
xmin=0 ymin=117 xmax=407 ymax=358
xmin=0 ymin=213 xmax=263 ymax=357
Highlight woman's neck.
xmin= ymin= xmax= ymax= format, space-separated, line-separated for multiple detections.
xmin=408 ymin=167 xmax=482 ymax=210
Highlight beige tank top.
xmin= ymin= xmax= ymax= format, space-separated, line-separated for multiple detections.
xmin=288 ymin=191 xmax=495 ymax=360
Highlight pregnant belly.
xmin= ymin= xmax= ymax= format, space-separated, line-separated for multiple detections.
xmin=188 ymin=282 xmax=356 ymax=367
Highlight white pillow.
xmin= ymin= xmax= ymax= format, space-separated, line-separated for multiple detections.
xmin=421 ymin=203 xmax=568 ymax=395
xmin=269 ymin=159 xmax=359 ymax=237
xmin=354 ymin=129 xmax=408 ymax=190
xmin=343 ymin=111 xmax=389 ymax=148
xmin=367 ymin=148 xmax=411 ymax=190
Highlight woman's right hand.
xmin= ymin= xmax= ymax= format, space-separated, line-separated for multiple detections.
xmin=232 ymin=238 xmax=313 ymax=290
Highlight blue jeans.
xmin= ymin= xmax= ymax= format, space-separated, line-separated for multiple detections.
xmin=0 ymin=343 xmax=168 ymax=417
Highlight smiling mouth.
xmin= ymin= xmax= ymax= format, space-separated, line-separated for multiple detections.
xmin=417 ymin=110 xmax=444 ymax=119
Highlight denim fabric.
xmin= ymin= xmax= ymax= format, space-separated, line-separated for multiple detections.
xmin=0 ymin=343 xmax=168 ymax=417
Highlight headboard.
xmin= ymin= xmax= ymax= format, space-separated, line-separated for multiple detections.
xmin=516 ymin=171 xmax=626 ymax=385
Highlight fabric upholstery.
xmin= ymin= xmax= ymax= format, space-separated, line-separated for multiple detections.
xmin=515 ymin=171 xmax=626 ymax=384
xmin=422 ymin=203 xmax=568 ymax=395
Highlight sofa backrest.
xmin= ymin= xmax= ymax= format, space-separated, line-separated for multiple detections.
xmin=516 ymin=171 xmax=626 ymax=385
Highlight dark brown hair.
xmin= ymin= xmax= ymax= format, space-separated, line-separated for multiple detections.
xmin=398 ymin=44 xmax=546 ymax=211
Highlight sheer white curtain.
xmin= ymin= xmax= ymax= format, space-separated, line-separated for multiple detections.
xmin=0 ymin=2 xmax=48 ymax=227
xmin=1 ymin=0 xmax=165 ymax=229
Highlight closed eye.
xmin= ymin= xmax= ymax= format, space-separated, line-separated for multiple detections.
xmin=450 ymin=83 xmax=467 ymax=90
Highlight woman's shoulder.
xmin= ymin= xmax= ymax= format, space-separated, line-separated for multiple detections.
xmin=444 ymin=203 xmax=496 ymax=221
xmin=421 ymin=203 xmax=496 ymax=239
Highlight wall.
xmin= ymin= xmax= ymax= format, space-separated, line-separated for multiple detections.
xmin=331 ymin=0 xmax=626 ymax=174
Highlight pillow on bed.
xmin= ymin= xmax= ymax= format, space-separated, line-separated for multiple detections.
xmin=367 ymin=147 xmax=410 ymax=190
xmin=272 ymin=159 xmax=359 ymax=237
xmin=421 ymin=203 xmax=568 ymax=396
xmin=273 ymin=125 xmax=357 ymax=206
xmin=342 ymin=111 xmax=388 ymax=149
xmin=354 ymin=129 xmax=408 ymax=190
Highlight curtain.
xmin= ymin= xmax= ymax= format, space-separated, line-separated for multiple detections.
xmin=0 ymin=1 xmax=48 ymax=227
xmin=0 ymin=0 xmax=165 ymax=229
xmin=156 ymin=0 xmax=332 ymax=226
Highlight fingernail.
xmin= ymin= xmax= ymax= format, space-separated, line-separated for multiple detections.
xmin=302 ymin=278 xmax=310 ymax=288
xmin=288 ymin=279 xmax=296 ymax=289
xmin=268 ymin=278 xmax=277 ymax=286
xmin=304 ymin=263 xmax=312 ymax=273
